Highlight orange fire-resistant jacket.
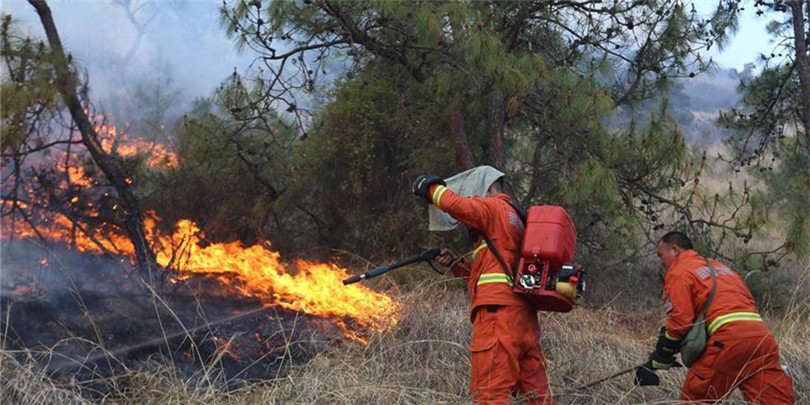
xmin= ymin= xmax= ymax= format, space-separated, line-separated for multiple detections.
xmin=427 ymin=184 xmax=530 ymax=316
xmin=662 ymin=249 xmax=763 ymax=341
xmin=664 ymin=250 xmax=794 ymax=404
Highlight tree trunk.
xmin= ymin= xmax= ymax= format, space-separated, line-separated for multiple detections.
xmin=28 ymin=0 xmax=158 ymax=271
xmin=525 ymin=128 xmax=550 ymax=206
xmin=487 ymin=90 xmax=507 ymax=171
xmin=449 ymin=103 xmax=476 ymax=170
xmin=790 ymin=0 xmax=810 ymax=151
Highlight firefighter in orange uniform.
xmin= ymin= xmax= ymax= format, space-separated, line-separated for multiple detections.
xmin=412 ymin=168 xmax=555 ymax=405
xmin=635 ymin=231 xmax=794 ymax=404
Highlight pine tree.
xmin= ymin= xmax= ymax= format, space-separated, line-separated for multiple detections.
xmin=219 ymin=1 xmax=763 ymax=259
xmin=221 ymin=0 xmax=739 ymax=171
xmin=717 ymin=0 xmax=809 ymax=264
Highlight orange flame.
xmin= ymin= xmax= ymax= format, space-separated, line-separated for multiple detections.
xmin=158 ymin=220 xmax=399 ymax=341
xmin=95 ymin=119 xmax=178 ymax=169
xmin=2 ymin=212 xmax=400 ymax=341
xmin=2 ymin=115 xmax=399 ymax=342
xmin=3 ymin=214 xmax=399 ymax=342
xmin=212 ymin=334 xmax=242 ymax=362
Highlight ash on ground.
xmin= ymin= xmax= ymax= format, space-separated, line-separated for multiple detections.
xmin=0 ymin=239 xmax=349 ymax=393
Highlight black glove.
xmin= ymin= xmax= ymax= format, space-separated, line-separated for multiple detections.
xmin=412 ymin=175 xmax=446 ymax=203
xmin=634 ymin=361 xmax=660 ymax=386
xmin=649 ymin=326 xmax=681 ymax=369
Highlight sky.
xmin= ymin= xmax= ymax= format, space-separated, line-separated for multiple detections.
xmin=692 ymin=0 xmax=775 ymax=71
xmin=0 ymin=0 xmax=784 ymax=112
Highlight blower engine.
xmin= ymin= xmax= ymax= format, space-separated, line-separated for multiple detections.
xmin=513 ymin=206 xmax=585 ymax=313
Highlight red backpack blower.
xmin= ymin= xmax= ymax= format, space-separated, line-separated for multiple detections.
xmin=485 ymin=205 xmax=585 ymax=313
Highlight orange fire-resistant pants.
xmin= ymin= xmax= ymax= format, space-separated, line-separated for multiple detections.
xmin=680 ymin=322 xmax=794 ymax=404
xmin=470 ymin=305 xmax=555 ymax=405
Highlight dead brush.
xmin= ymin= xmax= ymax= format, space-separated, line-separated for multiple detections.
xmin=227 ymin=275 xmax=808 ymax=404
xmin=2 ymin=269 xmax=807 ymax=404
xmin=0 ymin=335 xmax=221 ymax=404
xmin=232 ymin=279 xmax=472 ymax=404
xmin=0 ymin=349 xmax=88 ymax=405
xmin=228 ymin=274 xmax=809 ymax=404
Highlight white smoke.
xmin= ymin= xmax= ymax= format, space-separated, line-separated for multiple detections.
xmin=3 ymin=1 xmax=252 ymax=124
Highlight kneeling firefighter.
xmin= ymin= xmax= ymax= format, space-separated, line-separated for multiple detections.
xmin=412 ymin=166 xmax=556 ymax=405
xmin=636 ymin=231 xmax=794 ymax=404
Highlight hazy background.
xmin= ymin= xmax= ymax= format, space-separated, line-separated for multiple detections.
xmin=0 ymin=0 xmax=784 ymax=132
xmin=2 ymin=1 xmax=252 ymax=124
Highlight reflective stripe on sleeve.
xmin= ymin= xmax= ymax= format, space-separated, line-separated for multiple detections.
xmin=471 ymin=242 xmax=487 ymax=261
xmin=664 ymin=331 xmax=680 ymax=341
xmin=432 ymin=185 xmax=449 ymax=207
xmin=708 ymin=312 xmax=763 ymax=335
xmin=476 ymin=273 xmax=514 ymax=287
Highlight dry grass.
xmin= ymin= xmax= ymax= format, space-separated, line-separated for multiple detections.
xmin=2 ymin=275 xmax=808 ymax=404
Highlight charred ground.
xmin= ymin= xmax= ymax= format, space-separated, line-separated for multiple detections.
xmin=1 ymin=240 xmax=348 ymax=396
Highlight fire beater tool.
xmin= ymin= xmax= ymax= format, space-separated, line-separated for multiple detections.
xmin=342 ymin=249 xmax=442 ymax=285
xmin=573 ymin=363 xmax=643 ymax=390
xmin=572 ymin=360 xmax=683 ymax=391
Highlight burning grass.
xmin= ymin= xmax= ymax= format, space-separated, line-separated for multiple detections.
xmin=0 ymin=239 xmax=380 ymax=395
xmin=1 ymin=217 xmax=399 ymax=345
xmin=2 ymin=268 xmax=807 ymax=404
xmin=3 ymin=112 xmax=399 ymax=344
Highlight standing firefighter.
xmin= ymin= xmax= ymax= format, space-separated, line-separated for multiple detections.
xmin=636 ymin=231 xmax=795 ymax=404
xmin=412 ymin=166 xmax=555 ymax=405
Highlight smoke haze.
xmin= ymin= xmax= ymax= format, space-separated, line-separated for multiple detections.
xmin=2 ymin=0 xmax=251 ymax=123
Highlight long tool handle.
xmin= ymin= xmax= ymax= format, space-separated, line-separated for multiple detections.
xmin=342 ymin=249 xmax=441 ymax=285
xmin=574 ymin=364 xmax=642 ymax=390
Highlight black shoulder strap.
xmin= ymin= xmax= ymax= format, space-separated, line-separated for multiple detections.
xmin=507 ymin=200 xmax=527 ymax=225
xmin=700 ymin=258 xmax=717 ymax=317
xmin=479 ymin=197 xmax=525 ymax=280
xmin=481 ymin=233 xmax=514 ymax=278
